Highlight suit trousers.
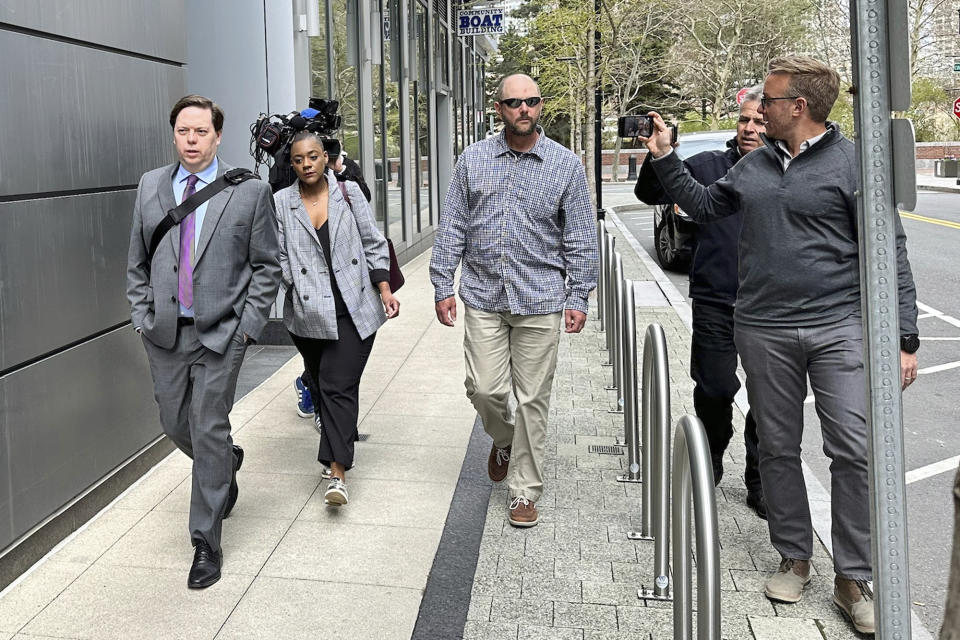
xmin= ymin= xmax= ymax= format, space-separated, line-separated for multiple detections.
xmin=734 ymin=319 xmax=871 ymax=580
xmin=141 ymin=325 xmax=247 ymax=553
xmin=463 ymin=305 xmax=562 ymax=503
xmin=290 ymin=314 xmax=375 ymax=470
xmin=690 ymin=300 xmax=761 ymax=492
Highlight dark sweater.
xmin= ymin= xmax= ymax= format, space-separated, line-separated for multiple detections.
xmin=635 ymin=137 xmax=742 ymax=306
xmin=651 ymin=124 xmax=918 ymax=334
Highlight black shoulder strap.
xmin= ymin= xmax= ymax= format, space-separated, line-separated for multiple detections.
xmin=147 ymin=168 xmax=257 ymax=262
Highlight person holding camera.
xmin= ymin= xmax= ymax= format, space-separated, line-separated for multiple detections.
xmin=640 ymin=56 xmax=919 ymax=634
xmin=634 ymin=88 xmax=767 ymax=519
xmin=430 ymin=74 xmax=597 ymax=528
xmin=274 ymin=130 xmax=399 ymax=507
xmin=127 ymin=95 xmax=281 ymax=588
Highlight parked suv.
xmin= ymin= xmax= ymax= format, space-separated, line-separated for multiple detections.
xmin=652 ymin=130 xmax=735 ymax=272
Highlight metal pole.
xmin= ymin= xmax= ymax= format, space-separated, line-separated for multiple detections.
xmin=851 ymin=0 xmax=914 ymax=634
xmin=597 ymin=220 xmax=606 ymax=325
xmin=606 ymin=255 xmax=624 ymax=404
xmin=602 ymin=234 xmax=616 ymax=364
xmin=618 ymin=280 xmax=642 ymax=486
xmin=671 ymin=415 xmax=721 ymax=640
xmin=638 ymin=323 xmax=672 ymax=599
xmin=593 ymin=0 xmax=602 ymax=212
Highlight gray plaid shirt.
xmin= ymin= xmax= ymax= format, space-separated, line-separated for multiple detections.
xmin=430 ymin=129 xmax=598 ymax=315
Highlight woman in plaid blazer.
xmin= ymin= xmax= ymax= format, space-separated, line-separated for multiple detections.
xmin=274 ymin=131 xmax=399 ymax=506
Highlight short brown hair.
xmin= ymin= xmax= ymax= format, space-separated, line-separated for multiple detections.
xmin=169 ymin=94 xmax=225 ymax=132
xmin=767 ymin=56 xmax=840 ymax=123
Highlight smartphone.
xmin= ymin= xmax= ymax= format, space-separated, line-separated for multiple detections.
xmin=617 ymin=115 xmax=678 ymax=143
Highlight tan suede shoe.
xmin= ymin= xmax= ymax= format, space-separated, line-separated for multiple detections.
xmin=764 ymin=558 xmax=811 ymax=603
xmin=834 ymin=577 xmax=875 ymax=634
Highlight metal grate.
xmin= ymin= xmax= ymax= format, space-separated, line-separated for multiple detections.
xmin=434 ymin=0 xmax=447 ymax=22
xmin=588 ymin=444 xmax=626 ymax=456
xmin=357 ymin=433 xmax=370 ymax=442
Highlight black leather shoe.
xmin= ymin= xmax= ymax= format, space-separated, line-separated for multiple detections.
xmin=224 ymin=445 xmax=244 ymax=518
xmin=711 ymin=456 xmax=724 ymax=486
xmin=187 ymin=541 xmax=222 ymax=589
xmin=747 ymin=489 xmax=768 ymax=520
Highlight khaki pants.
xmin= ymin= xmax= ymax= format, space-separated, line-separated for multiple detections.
xmin=463 ymin=305 xmax=562 ymax=502
xmin=941 ymin=463 xmax=960 ymax=639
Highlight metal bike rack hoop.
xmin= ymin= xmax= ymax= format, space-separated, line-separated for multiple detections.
xmin=671 ymin=414 xmax=721 ymax=640
xmin=617 ymin=280 xmax=641 ymax=484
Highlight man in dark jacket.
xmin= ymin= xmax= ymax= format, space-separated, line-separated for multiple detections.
xmin=642 ymin=56 xmax=920 ymax=635
xmin=634 ymin=87 xmax=767 ymax=519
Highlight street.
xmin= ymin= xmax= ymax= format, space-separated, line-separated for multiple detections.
xmin=604 ymin=181 xmax=960 ymax=634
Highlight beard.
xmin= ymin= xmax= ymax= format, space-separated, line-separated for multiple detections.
xmin=505 ymin=114 xmax=539 ymax=137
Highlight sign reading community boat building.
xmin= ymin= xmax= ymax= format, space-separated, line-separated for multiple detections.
xmin=458 ymin=8 xmax=504 ymax=36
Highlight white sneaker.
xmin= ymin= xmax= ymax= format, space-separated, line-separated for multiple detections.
xmin=324 ymin=478 xmax=348 ymax=506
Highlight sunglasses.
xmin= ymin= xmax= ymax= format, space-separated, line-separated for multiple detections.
xmin=499 ymin=97 xmax=542 ymax=108
xmin=760 ymin=95 xmax=799 ymax=108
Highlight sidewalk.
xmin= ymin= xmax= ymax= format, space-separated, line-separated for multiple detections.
xmin=0 ymin=249 xmax=477 ymax=640
xmin=916 ymin=172 xmax=960 ymax=194
xmin=0 ymin=212 xmax=869 ymax=639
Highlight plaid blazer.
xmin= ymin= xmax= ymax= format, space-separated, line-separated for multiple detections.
xmin=274 ymin=171 xmax=389 ymax=340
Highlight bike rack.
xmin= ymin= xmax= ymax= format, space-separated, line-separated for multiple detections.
xmin=596 ymin=220 xmax=606 ymax=327
xmin=671 ymin=414 xmax=721 ymax=640
xmin=617 ymin=279 xmax=641 ymax=484
xmin=606 ymin=255 xmax=625 ymax=413
xmin=602 ymin=234 xmax=616 ymax=365
xmin=637 ymin=323 xmax=672 ymax=600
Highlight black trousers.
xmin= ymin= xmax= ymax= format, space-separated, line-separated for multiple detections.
xmin=290 ymin=315 xmax=376 ymax=470
xmin=689 ymin=299 xmax=761 ymax=493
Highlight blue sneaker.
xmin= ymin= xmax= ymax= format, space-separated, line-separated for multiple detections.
xmin=294 ymin=377 xmax=314 ymax=418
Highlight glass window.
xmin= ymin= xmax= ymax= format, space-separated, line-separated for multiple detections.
xmin=382 ymin=0 xmax=404 ymax=242
xmin=416 ymin=1 xmax=432 ymax=228
xmin=332 ymin=0 xmax=361 ymax=158
xmin=308 ymin=1 xmax=330 ymax=101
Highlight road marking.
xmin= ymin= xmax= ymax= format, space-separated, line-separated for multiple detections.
xmin=906 ymin=455 xmax=960 ymax=485
xmin=921 ymin=336 xmax=960 ymax=341
xmin=919 ymin=360 xmax=960 ymax=375
xmin=916 ymin=301 xmax=960 ymax=329
xmin=901 ymin=211 xmax=960 ymax=230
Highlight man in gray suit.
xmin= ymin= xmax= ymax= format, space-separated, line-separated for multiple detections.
xmin=127 ymin=95 xmax=281 ymax=589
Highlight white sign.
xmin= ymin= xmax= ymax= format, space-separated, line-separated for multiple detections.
xmin=458 ymin=8 xmax=505 ymax=36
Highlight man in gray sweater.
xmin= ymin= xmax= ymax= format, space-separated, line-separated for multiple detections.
xmin=641 ymin=56 xmax=920 ymax=635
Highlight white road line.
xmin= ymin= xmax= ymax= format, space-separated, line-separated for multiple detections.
xmin=917 ymin=301 xmax=960 ymax=329
xmin=919 ymin=360 xmax=960 ymax=375
xmin=906 ymin=455 xmax=960 ymax=485
xmin=921 ymin=336 xmax=960 ymax=341
xmin=917 ymin=313 xmax=935 ymax=319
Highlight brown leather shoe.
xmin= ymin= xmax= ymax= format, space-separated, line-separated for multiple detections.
xmin=834 ymin=576 xmax=875 ymax=634
xmin=508 ymin=496 xmax=538 ymax=528
xmin=487 ymin=443 xmax=511 ymax=482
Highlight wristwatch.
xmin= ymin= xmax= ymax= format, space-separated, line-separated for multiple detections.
xmin=900 ymin=334 xmax=920 ymax=354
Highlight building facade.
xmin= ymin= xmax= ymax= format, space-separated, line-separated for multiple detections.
xmin=0 ymin=0 xmax=492 ymax=586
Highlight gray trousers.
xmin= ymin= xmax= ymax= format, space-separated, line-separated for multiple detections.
xmin=734 ymin=319 xmax=871 ymax=580
xmin=142 ymin=325 xmax=246 ymax=553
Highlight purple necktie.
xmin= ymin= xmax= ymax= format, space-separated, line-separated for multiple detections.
xmin=178 ymin=174 xmax=199 ymax=309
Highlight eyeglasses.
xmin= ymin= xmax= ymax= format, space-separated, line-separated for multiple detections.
xmin=499 ymin=96 xmax=542 ymax=108
xmin=760 ymin=96 xmax=799 ymax=108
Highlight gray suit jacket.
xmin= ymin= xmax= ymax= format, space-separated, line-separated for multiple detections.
xmin=274 ymin=172 xmax=389 ymax=340
xmin=126 ymin=160 xmax=282 ymax=354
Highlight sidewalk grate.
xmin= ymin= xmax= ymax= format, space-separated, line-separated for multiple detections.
xmin=588 ymin=444 xmax=625 ymax=455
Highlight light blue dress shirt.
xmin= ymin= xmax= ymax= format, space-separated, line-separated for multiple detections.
xmin=173 ymin=157 xmax=219 ymax=317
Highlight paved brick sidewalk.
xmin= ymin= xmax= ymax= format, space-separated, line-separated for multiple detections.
xmin=463 ymin=221 xmax=860 ymax=640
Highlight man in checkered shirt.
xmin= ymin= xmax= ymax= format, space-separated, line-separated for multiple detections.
xmin=430 ymin=74 xmax=598 ymax=528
